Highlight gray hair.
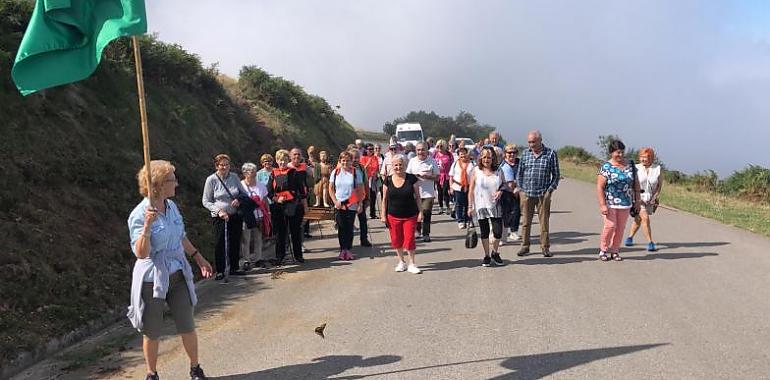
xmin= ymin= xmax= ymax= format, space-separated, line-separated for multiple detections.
xmin=242 ymin=162 xmax=258 ymax=172
xmin=391 ymin=154 xmax=407 ymax=166
xmin=528 ymin=130 xmax=542 ymax=140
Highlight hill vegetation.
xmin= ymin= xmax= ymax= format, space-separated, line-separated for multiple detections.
xmin=0 ymin=0 xmax=357 ymax=369
xmin=383 ymin=110 xmax=495 ymax=141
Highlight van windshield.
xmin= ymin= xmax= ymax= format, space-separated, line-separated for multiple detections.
xmin=397 ymin=131 xmax=423 ymax=141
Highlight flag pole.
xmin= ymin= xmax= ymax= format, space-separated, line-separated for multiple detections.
xmin=132 ymin=36 xmax=153 ymax=205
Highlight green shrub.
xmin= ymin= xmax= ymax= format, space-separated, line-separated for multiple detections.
xmin=721 ymin=165 xmax=770 ymax=203
xmin=557 ymin=145 xmax=599 ymax=165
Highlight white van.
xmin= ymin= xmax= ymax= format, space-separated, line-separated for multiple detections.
xmin=395 ymin=123 xmax=424 ymax=146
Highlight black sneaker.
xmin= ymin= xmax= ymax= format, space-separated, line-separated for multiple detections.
xmin=516 ymin=247 xmax=530 ymax=257
xmin=214 ymin=273 xmax=224 ymax=281
xmin=481 ymin=256 xmax=491 ymax=267
xmin=304 ymin=233 xmax=314 ymax=239
xmin=360 ymin=240 xmax=373 ymax=247
xmin=294 ymin=257 xmax=305 ymax=264
xmin=423 ymin=235 xmax=431 ymax=243
xmin=190 ymin=364 xmax=207 ymax=380
xmin=543 ymin=249 xmax=553 ymax=257
xmin=145 ymin=372 xmax=159 ymax=380
xmin=491 ymin=252 xmax=504 ymax=266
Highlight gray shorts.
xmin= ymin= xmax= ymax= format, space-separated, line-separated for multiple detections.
xmin=141 ymin=271 xmax=195 ymax=339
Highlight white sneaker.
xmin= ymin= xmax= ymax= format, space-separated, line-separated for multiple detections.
xmin=508 ymin=232 xmax=521 ymax=241
xmin=407 ymin=264 xmax=422 ymax=274
xmin=458 ymin=222 xmax=466 ymax=230
xmin=395 ymin=261 xmax=407 ymax=272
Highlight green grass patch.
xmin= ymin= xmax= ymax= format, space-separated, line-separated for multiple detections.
xmin=561 ymin=162 xmax=770 ymax=237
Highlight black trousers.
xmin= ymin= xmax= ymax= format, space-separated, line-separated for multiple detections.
xmin=436 ymin=180 xmax=451 ymax=209
xmin=272 ymin=206 xmax=304 ymax=262
xmin=212 ymin=215 xmax=243 ymax=274
xmin=478 ymin=217 xmax=503 ymax=240
xmin=357 ymin=203 xmax=369 ymax=242
xmin=369 ymin=190 xmax=378 ymax=218
xmin=336 ymin=209 xmax=357 ymax=250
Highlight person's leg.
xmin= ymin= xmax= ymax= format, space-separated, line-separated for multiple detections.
xmin=611 ymin=209 xmax=631 ymax=255
xmin=143 ymin=337 xmax=160 ymax=375
xmin=166 ymin=274 xmax=198 ymax=366
xmin=403 ymin=215 xmax=418 ymax=259
xmin=600 ymin=208 xmax=617 ymax=253
xmin=140 ymin=282 xmax=163 ymax=375
xmin=344 ymin=210 xmax=357 ymax=250
xmin=335 ymin=210 xmax=346 ymax=252
xmin=640 ymin=211 xmax=653 ymax=242
xmin=539 ymin=191 xmax=553 ymax=252
xmin=212 ymin=217 xmax=226 ymax=274
xmin=437 ymin=181 xmax=446 ymax=210
xmin=254 ymin=227 xmax=264 ymax=261
xmin=274 ymin=214 xmax=289 ymax=263
xmin=289 ymin=213 xmax=304 ymax=260
xmin=519 ymin=194 xmax=536 ymax=252
xmin=228 ymin=215 xmax=243 ymax=271
xmin=491 ymin=217 xmax=503 ymax=252
xmin=421 ymin=198 xmax=434 ymax=237
xmin=240 ymin=224 xmax=253 ymax=264
xmin=370 ymin=189 xmax=378 ymax=218
xmin=629 ymin=215 xmax=641 ymax=239
xmin=454 ymin=190 xmax=466 ymax=225
xmin=478 ymin=218 xmax=491 ymax=256
xmin=511 ymin=194 xmax=521 ymax=234
xmin=358 ymin=206 xmax=370 ymax=244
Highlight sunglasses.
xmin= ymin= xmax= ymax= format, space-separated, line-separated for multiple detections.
xmin=505 ymin=151 xmax=518 ymax=154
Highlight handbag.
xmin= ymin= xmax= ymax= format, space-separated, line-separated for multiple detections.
xmin=216 ymin=174 xmax=257 ymax=228
xmin=465 ymin=225 xmax=478 ymax=249
xmin=629 ymin=161 xmax=639 ymax=218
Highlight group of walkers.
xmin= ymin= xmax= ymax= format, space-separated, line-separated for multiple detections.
xmin=125 ymin=130 xmax=663 ymax=380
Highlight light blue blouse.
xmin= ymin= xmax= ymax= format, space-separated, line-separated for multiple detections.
xmin=126 ymin=199 xmax=197 ymax=332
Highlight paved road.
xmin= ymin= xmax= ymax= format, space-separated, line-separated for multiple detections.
xmin=15 ymin=178 xmax=770 ymax=379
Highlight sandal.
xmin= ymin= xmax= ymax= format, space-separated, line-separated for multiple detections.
xmin=611 ymin=253 xmax=623 ymax=261
xmin=599 ymin=252 xmax=609 ymax=261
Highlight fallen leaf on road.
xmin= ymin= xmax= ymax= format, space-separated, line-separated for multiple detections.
xmin=271 ymin=270 xmax=285 ymax=280
xmin=315 ymin=323 xmax=326 ymax=338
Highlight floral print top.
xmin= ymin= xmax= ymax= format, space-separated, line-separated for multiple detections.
xmin=598 ymin=161 xmax=635 ymax=209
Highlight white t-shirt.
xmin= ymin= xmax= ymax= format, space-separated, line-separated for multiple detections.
xmin=448 ymin=160 xmax=476 ymax=192
xmin=330 ymin=167 xmax=364 ymax=211
xmin=472 ymin=167 xmax=505 ymax=219
xmin=241 ymin=180 xmax=268 ymax=219
xmin=636 ymin=164 xmax=661 ymax=203
xmin=406 ymin=156 xmax=439 ymax=199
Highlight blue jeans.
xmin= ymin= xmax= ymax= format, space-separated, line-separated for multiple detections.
xmin=454 ymin=190 xmax=469 ymax=224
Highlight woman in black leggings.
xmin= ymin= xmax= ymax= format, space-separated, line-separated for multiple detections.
xmin=467 ymin=147 xmax=506 ymax=267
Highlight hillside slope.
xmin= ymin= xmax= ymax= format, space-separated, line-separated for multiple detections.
xmin=0 ymin=0 xmax=357 ymax=367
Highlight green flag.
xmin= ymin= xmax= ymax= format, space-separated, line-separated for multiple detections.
xmin=12 ymin=0 xmax=147 ymax=96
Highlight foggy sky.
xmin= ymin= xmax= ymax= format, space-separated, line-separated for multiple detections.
xmin=145 ymin=0 xmax=770 ymax=175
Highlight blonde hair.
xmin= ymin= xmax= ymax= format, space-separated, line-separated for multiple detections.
xmin=275 ymin=149 xmax=290 ymax=162
xmin=436 ymin=139 xmax=447 ymax=150
xmin=260 ymin=154 xmax=274 ymax=163
xmin=136 ymin=160 xmax=175 ymax=197
xmin=504 ymin=143 xmax=519 ymax=152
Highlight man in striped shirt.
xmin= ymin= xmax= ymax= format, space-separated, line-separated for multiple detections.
xmin=515 ymin=130 xmax=560 ymax=257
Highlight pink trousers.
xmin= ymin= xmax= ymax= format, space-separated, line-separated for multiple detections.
xmin=600 ymin=208 xmax=630 ymax=253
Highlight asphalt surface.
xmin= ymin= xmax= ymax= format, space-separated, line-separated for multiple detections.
xmin=14 ymin=178 xmax=770 ymax=379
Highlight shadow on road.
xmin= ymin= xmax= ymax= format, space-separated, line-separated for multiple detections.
xmin=625 ymin=252 xmax=719 ymax=261
xmin=209 ymin=355 xmax=401 ymax=380
xmin=548 ymin=231 xmax=599 ymax=245
xmin=656 ymin=241 xmax=730 ymax=249
xmin=215 ymin=343 xmax=667 ymax=379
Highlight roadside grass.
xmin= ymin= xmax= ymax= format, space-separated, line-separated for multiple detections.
xmin=560 ymin=161 xmax=770 ymax=237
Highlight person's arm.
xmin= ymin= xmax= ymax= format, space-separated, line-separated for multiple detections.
xmin=328 ymin=171 xmax=340 ymax=208
xmin=549 ymin=151 xmax=560 ymax=192
xmin=182 ymin=237 xmax=213 ymax=278
xmin=131 ymin=207 xmax=157 ymax=259
xmin=380 ymin=180 xmax=389 ymax=223
xmin=597 ymin=174 xmax=608 ymax=215
xmin=632 ymin=164 xmax=642 ymax=211
xmin=413 ymin=177 xmax=424 ymax=222
xmin=467 ymin=171 xmax=476 ymax=217
xmin=354 ymin=170 xmax=365 ymax=213
xmin=202 ymin=176 xmax=219 ymax=214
